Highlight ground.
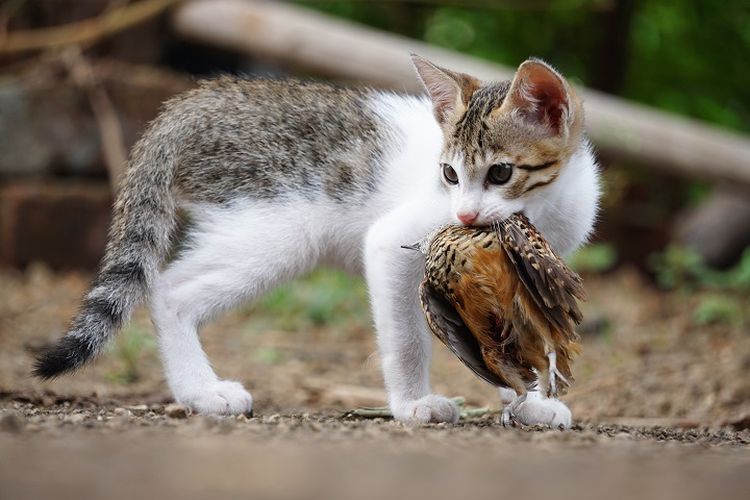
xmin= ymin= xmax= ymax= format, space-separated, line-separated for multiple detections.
xmin=1 ymin=265 xmax=749 ymax=499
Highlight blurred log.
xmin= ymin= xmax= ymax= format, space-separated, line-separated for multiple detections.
xmin=0 ymin=58 xmax=193 ymax=177
xmin=62 ymin=47 xmax=128 ymax=192
xmin=674 ymin=187 xmax=750 ymax=268
xmin=0 ymin=0 xmax=182 ymax=54
xmin=172 ymin=0 xmax=750 ymax=189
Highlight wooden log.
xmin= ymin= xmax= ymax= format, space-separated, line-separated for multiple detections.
xmin=674 ymin=187 xmax=750 ymax=268
xmin=172 ymin=0 xmax=750 ymax=188
xmin=0 ymin=0 xmax=182 ymax=54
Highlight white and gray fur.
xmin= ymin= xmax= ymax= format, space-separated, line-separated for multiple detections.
xmin=35 ymin=56 xmax=599 ymax=426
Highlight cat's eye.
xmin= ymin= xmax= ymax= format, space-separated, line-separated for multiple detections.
xmin=442 ymin=163 xmax=459 ymax=185
xmin=487 ymin=163 xmax=513 ymax=185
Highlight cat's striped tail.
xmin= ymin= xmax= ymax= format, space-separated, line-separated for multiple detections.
xmin=33 ymin=127 xmax=179 ymax=379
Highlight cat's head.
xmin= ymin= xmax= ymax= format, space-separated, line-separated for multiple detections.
xmin=412 ymin=55 xmax=585 ymax=226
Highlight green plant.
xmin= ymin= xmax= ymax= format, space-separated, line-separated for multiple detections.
xmin=650 ymin=245 xmax=750 ymax=292
xmin=106 ymin=325 xmax=156 ymax=384
xmin=569 ymin=243 xmax=617 ymax=273
xmin=252 ymin=346 xmax=285 ymax=365
xmin=693 ymin=294 xmax=744 ymax=327
xmin=247 ymin=268 xmax=370 ymax=333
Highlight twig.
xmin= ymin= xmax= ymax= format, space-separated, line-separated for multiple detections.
xmin=61 ymin=47 xmax=127 ymax=192
xmin=344 ymin=396 xmax=495 ymax=420
xmin=0 ymin=0 xmax=28 ymax=44
xmin=0 ymin=0 xmax=182 ymax=54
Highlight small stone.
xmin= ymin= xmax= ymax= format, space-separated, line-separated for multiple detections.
xmin=113 ymin=407 xmax=128 ymax=416
xmin=127 ymin=404 xmax=148 ymax=415
xmin=67 ymin=414 xmax=86 ymax=424
xmin=165 ymin=404 xmax=190 ymax=419
xmin=0 ymin=412 xmax=23 ymax=433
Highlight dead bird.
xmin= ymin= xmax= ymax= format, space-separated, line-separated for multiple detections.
xmin=406 ymin=213 xmax=585 ymax=400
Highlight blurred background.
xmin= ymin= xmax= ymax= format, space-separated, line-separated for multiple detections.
xmin=1 ymin=0 xmax=750 ymax=472
xmin=1 ymin=1 xmax=749 ymax=497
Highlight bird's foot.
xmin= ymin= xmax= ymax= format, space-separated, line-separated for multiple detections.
xmin=546 ymin=351 xmax=570 ymax=398
xmin=500 ymin=391 xmax=572 ymax=430
xmin=500 ymin=392 xmax=527 ymax=427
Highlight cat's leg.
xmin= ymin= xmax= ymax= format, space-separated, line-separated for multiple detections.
xmin=150 ymin=203 xmax=316 ymax=415
xmin=365 ymin=199 xmax=458 ymax=424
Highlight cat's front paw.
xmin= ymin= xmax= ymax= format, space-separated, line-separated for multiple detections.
xmin=392 ymin=394 xmax=460 ymax=424
xmin=176 ymin=380 xmax=254 ymax=416
xmin=503 ymin=391 xmax=571 ymax=429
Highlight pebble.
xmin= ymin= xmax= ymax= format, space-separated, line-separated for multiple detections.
xmin=66 ymin=414 xmax=86 ymax=424
xmin=127 ymin=404 xmax=148 ymax=415
xmin=165 ymin=404 xmax=190 ymax=419
xmin=0 ymin=412 xmax=23 ymax=433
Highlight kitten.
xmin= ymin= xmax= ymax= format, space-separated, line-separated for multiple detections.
xmin=33 ymin=55 xmax=599 ymax=426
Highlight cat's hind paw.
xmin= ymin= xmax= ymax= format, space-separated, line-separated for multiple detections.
xmin=176 ymin=380 xmax=254 ymax=416
xmin=392 ymin=394 xmax=460 ymax=424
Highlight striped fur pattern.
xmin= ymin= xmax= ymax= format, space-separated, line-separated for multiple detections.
xmin=420 ymin=214 xmax=584 ymax=396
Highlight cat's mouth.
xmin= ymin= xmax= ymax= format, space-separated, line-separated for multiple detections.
xmin=459 ymin=211 xmax=519 ymax=228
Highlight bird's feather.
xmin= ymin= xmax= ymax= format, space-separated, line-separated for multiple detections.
xmin=500 ymin=215 xmax=585 ymax=334
xmin=418 ymin=214 xmax=585 ymax=396
xmin=420 ymin=281 xmax=510 ymax=388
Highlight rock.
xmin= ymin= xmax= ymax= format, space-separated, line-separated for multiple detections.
xmin=67 ymin=413 xmax=86 ymax=424
xmin=165 ymin=404 xmax=190 ymax=419
xmin=0 ymin=412 xmax=23 ymax=433
xmin=127 ymin=404 xmax=148 ymax=415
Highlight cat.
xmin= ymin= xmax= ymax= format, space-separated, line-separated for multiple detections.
xmin=33 ymin=55 xmax=599 ymax=427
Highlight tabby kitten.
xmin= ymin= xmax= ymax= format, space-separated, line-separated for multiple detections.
xmin=34 ymin=55 xmax=599 ymax=426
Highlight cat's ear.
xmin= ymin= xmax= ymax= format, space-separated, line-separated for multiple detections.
xmin=500 ymin=59 xmax=573 ymax=136
xmin=411 ymin=54 xmax=480 ymax=126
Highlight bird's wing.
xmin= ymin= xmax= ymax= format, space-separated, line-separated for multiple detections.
xmin=420 ymin=281 xmax=507 ymax=387
xmin=500 ymin=215 xmax=586 ymax=331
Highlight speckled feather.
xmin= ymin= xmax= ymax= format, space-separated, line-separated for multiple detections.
xmin=420 ymin=214 xmax=584 ymax=395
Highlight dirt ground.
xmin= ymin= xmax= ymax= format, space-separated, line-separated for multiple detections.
xmin=1 ymin=265 xmax=749 ymax=499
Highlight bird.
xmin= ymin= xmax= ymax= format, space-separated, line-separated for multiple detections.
xmin=406 ymin=213 xmax=585 ymax=403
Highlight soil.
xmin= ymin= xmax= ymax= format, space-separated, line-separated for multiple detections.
xmin=1 ymin=265 xmax=749 ymax=499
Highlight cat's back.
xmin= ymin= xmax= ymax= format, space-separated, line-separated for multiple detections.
xmin=164 ymin=76 xmax=379 ymax=145
xmin=149 ymin=76 xmax=391 ymax=204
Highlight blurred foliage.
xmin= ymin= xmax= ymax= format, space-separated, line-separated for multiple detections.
xmin=648 ymin=245 xmax=750 ymax=327
xmin=649 ymin=245 xmax=750 ymax=291
xmin=106 ymin=325 xmax=156 ymax=384
xmin=692 ymin=294 xmax=745 ymax=327
xmin=569 ymin=243 xmax=617 ymax=273
xmin=298 ymin=0 xmax=749 ymax=132
xmin=244 ymin=268 xmax=370 ymax=333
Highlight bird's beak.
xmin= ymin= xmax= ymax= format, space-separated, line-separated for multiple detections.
xmin=400 ymin=242 xmax=421 ymax=252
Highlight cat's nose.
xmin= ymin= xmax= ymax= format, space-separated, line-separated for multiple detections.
xmin=457 ymin=211 xmax=479 ymax=225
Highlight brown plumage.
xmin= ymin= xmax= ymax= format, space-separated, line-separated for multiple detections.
xmin=416 ymin=213 xmax=585 ymax=397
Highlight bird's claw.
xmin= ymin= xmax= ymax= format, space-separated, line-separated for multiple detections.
xmin=546 ymin=351 xmax=570 ymax=398
xmin=501 ymin=406 xmax=513 ymax=427
xmin=500 ymin=392 xmax=527 ymax=428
